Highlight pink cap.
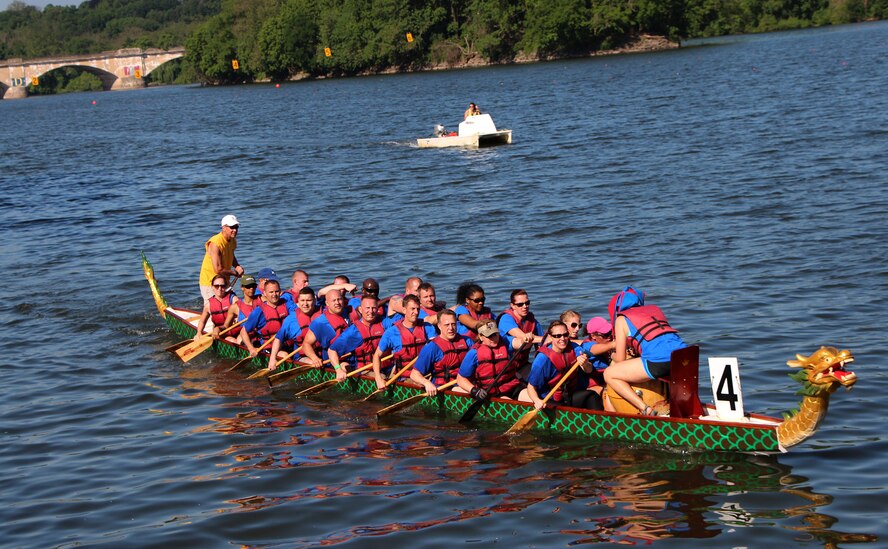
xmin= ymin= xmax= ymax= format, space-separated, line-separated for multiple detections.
xmin=586 ymin=316 xmax=612 ymax=335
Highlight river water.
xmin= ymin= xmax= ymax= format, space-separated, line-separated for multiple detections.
xmin=2 ymin=21 xmax=886 ymax=547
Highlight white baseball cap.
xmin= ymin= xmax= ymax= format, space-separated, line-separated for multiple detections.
xmin=221 ymin=214 xmax=240 ymax=227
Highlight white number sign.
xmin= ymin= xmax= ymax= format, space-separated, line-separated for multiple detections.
xmin=708 ymin=357 xmax=745 ymax=420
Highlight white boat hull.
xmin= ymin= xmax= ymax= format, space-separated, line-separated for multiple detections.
xmin=417 ymin=129 xmax=512 ymax=149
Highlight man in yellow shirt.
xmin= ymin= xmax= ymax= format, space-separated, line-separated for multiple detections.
xmin=199 ymin=214 xmax=244 ymax=302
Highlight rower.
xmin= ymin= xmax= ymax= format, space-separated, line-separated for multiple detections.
xmin=454 ymin=282 xmax=493 ymax=342
xmin=242 ymin=278 xmax=288 ymax=357
xmin=410 ymin=310 xmax=472 ymax=395
xmin=560 ymin=309 xmax=583 ymax=343
xmin=255 ymin=267 xmax=278 ymax=297
xmin=194 ymin=274 xmax=239 ymax=342
xmin=497 ymin=289 xmax=544 ymax=376
xmin=387 ymin=276 xmax=422 ymax=320
xmin=372 ymin=294 xmax=428 ymax=390
xmin=222 ymin=273 xmax=260 ymax=343
xmin=281 ymin=269 xmax=310 ymax=310
xmin=347 ymin=278 xmax=387 ymax=323
xmin=457 ymin=320 xmax=525 ymax=401
xmin=417 ymin=281 xmax=444 ymax=338
xmin=198 ymin=214 xmax=244 ymax=302
xmin=576 ymin=316 xmax=616 ymax=400
xmin=328 ymin=295 xmax=393 ymax=381
xmin=265 ymin=286 xmax=320 ymax=371
xmin=603 ymin=286 xmax=688 ymax=416
xmin=300 ymin=289 xmax=351 ymax=368
xmin=519 ymin=321 xmax=599 ymax=410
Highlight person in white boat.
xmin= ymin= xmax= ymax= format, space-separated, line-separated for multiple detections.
xmin=464 ymin=102 xmax=481 ymax=119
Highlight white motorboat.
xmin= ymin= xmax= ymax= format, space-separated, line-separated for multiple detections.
xmin=417 ymin=114 xmax=512 ymax=148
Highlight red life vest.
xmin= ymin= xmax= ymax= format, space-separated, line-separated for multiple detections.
xmin=429 ymin=336 xmax=470 ymax=385
xmin=473 ymin=341 xmax=519 ymax=397
xmin=500 ymin=308 xmax=537 ymax=364
xmin=461 ymin=306 xmax=493 ymax=342
xmin=209 ymin=293 xmax=234 ymax=327
xmin=353 ymin=319 xmax=386 ymax=367
xmin=619 ymin=305 xmax=678 ymax=356
xmin=537 ymin=346 xmax=578 ymax=404
xmin=258 ymin=301 xmax=289 ymax=338
xmin=229 ymin=298 xmax=257 ymax=337
xmin=310 ymin=310 xmax=350 ymax=353
xmin=393 ymin=320 xmax=428 ymax=365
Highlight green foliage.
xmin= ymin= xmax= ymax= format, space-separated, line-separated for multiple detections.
xmin=1 ymin=0 xmax=882 ymax=93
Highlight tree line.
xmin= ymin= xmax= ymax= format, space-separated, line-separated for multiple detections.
xmin=2 ymin=0 xmax=884 ymax=91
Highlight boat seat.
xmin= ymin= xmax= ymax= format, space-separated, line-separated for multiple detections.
xmin=658 ymin=345 xmax=704 ymax=419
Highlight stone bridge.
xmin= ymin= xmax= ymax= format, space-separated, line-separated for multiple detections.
xmin=0 ymin=47 xmax=185 ymax=99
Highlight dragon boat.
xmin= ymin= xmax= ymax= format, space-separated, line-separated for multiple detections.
xmin=142 ymin=252 xmax=857 ymax=453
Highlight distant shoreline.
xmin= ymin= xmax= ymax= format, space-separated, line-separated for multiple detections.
xmin=283 ymin=34 xmax=678 ymax=82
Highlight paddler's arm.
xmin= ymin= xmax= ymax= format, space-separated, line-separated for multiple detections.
xmin=410 ymin=344 xmax=438 ymax=394
xmin=318 ymin=282 xmax=357 ymax=297
xmin=371 ymin=346 xmax=388 ymax=390
xmin=585 ymin=340 xmax=616 ymax=357
xmin=526 ymin=383 xmax=545 ymax=410
xmin=222 ymin=302 xmax=239 ymax=330
xmin=194 ymin=302 xmax=212 ymax=340
xmin=266 ymin=337 xmax=283 ymax=371
xmin=612 ymin=317 xmax=629 ymax=363
xmin=300 ymin=330 xmax=324 ymax=368
xmin=387 ymin=295 xmax=405 ymax=316
xmin=207 ymin=242 xmax=242 ymax=279
xmin=327 ymin=348 xmax=346 ymax=381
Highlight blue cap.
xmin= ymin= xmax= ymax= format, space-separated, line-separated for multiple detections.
xmin=257 ymin=267 xmax=278 ymax=281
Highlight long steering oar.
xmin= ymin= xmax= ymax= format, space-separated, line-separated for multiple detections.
xmin=295 ymin=354 xmax=394 ymax=397
xmin=245 ymin=348 xmax=300 ymax=380
xmin=174 ymin=319 xmax=246 ymax=363
xmin=361 ymin=357 xmax=416 ymax=402
xmin=504 ymin=359 xmax=582 ymax=436
xmin=227 ymin=336 xmax=276 ymax=372
xmin=376 ymin=379 xmax=458 ymax=418
xmin=267 ymin=352 xmax=353 ymax=387
xmin=458 ymin=342 xmax=529 ymax=424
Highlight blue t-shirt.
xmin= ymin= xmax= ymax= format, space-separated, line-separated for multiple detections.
xmin=329 ymin=318 xmax=394 ymax=366
xmin=413 ymin=335 xmax=473 ymax=377
xmin=417 ymin=308 xmax=440 ymax=339
xmin=307 ymin=312 xmax=350 ymax=360
xmin=498 ymin=312 xmax=543 ymax=348
xmin=242 ymin=303 xmax=285 ymax=339
xmin=577 ymin=340 xmax=610 ymax=371
xmin=273 ymin=315 xmax=304 ymax=353
xmin=378 ymin=322 xmax=427 ymax=356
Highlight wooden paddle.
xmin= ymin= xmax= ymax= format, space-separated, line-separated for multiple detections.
xmin=174 ymin=319 xmax=246 ymax=363
xmin=503 ymin=359 xmax=582 ymax=436
xmin=266 ymin=353 xmax=353 ymax=387
xmin=246 ymin=348 xmax=300 ymax=379
xmin=294 ymin=363 xmax=375 ymax=397
xmin=376 ymin=379 xmax=458 ymax=418
xmin=227 ymin=335 xmax=275 ymax=372
xmin=295 ymin=354 xmax=394 ymax=397
xmin=458 ymin=342 xmax=529 ymax=424
xmin=361 ymin=356 xmax=416 ymax=402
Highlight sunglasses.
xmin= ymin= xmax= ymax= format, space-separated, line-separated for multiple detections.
xmin=550 ymin=332 xmax=570 ymax=338
xmin=512 ymin=301 xmax=530 ymax=307
xmin=468 ymin=297 xmax=486 ymax=304
xmin=212 ymin=284 xmax=226 ymax=288
xmin=568 ymin=322 xmax=580 ymax=329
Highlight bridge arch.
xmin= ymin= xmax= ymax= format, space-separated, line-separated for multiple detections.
xmin=0 ymin=47 xmax=185 ymax=99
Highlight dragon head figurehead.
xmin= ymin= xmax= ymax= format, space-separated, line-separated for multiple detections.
xmin=787 ymin=346 xmax=856 ymax=395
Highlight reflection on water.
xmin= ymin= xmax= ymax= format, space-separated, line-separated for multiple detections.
xmin=190 ymin=379 xmax=876 ymax=546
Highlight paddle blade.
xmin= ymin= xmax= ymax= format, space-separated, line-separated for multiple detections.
xmin=246 ymin=369 xmax=273 ymax=380
xmin=267 ymin=366 xmax=314 ymax=387
xmin=295 ymin=378 xmax=340 ymax=397
xmin=504 ymin=409 xmax=540 ymax=435
xmin=361 ymin=388 xmax=384 ymax=402
xmin=376 ymin=394 xmax=425 ymax=417
xmin=458 ymin=399 xmax=486 ymax=424
xmin=164 ymin=339 xmax=192 ymax=352
xmin=227 ymin=354 xmax=255 ymax=371
xmin=175 ymin=336 xmax=213 ymax=363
